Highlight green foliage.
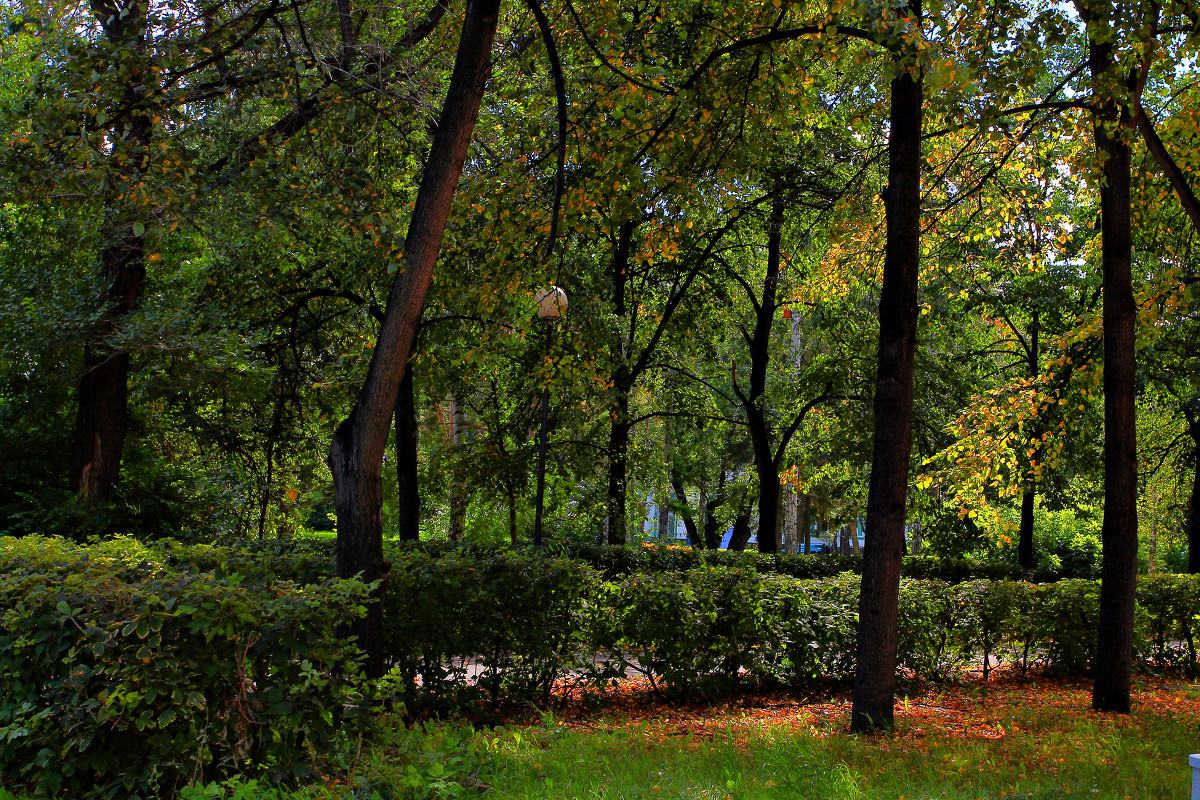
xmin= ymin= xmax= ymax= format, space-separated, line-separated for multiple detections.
xmin=0 ymin=536 xmax=369 ymax=799
xmin=382 ymin=549 xmax=601 ymax=711
xmin=605 ymin=567 xmax=777 ymax=695
xmin=561 ymin=543 xmax=1023 ymax=582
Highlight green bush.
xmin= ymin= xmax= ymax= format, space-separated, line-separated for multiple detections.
xmin=381 ymin=549 xmax=599 ymax=711
xmin=605 ymin=567 xmax=777 ymax=695
xmin=0 ymin=536 xmax=369 ymax=799
xmin=1136 ymin=573 xmax=1200 ymax=674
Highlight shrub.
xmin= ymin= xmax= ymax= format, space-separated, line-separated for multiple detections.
xmin=605 ymin=567 xmax=778 ymax=695
xmin=0 ymin=536 xmax=369 ymax=799
xmin=381 ymin=549 xmax=599 ymax=711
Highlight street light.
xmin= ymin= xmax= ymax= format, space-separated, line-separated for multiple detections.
xmin=532 ymin=286 xmax=567 ymax=546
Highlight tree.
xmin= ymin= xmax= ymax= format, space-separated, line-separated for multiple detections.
xmin=850 ymin=0 xmax=924 ymax=732
xmin=330 ymin=0 xmax=500 ymax=678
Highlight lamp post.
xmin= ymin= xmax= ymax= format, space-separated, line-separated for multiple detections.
xmin=532 ymin=286 xmax=567 ymax=546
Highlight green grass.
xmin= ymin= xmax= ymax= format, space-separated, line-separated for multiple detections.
xmin=474 ymin=710 xmax=1192 ymax=800
xmin=6 ymin=688 xmax=1196 ymax=800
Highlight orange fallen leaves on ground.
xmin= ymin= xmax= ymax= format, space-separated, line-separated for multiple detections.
xmin=525 ymin=666 xmax=1200 ymax=750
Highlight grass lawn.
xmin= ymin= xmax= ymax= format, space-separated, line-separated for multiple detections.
xmin=358 ymin=669 xmax=1200 ymax=800
xmin=8 ymin=670 xmax=1196 ymax=799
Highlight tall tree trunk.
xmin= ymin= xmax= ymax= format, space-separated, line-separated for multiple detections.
xmin=1018 ymin=488 xmax=1035 ymax=570
xmin=657 ymin=495 xmax=672 ymax=540
xmin=1188 ymin=406 xmax=1200 ymax=574
xmin=606 ymin=407 xmax=630 ymax=544
xmin=783 ymin=487 xmax=798 ymax=554
xmin=1086 ymin=28 xmax=1139 ymax=716
xmin=743 ymin=194 xmax=786 ymax=553
xmin=851 ymin=34 xmax=923 ymax=733
xmin=395 ymin=366 xmax=421 ymax=541
xmin=1017 ymin=314 xmax=1040 ymax=569
xmin=329 ymin=0 xmax=500 ymax=679
xmin=71 ymin=113 xmax=151 ymax=504
xmin=605 ymin=222 xmax=634 ymax=544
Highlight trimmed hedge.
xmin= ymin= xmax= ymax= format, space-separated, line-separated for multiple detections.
xmin=375 ymin=551 xmax=1200 ymax=704
xmin=0 ymin=536 xmax=369 ymax=799
xmin=382 ymin=549 xmax=600 ymax=711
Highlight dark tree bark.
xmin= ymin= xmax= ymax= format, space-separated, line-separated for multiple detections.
xmin=670 ymin=469 xmax=701 ymax=546
xmin=727 ymin=504 xmax=754 ymax=551
xmin=1188 ymin=403 xmax=1200 ymax=575
xmin=740 ymin=195 xmax=786 ymax=554
xmin=703 ymin=493 xmax=724 ymax=549
xmin=70 ymin=3 xmax=152 ymax=505
xmin=605 ymin=222 xmax=635 ymax=543
xmin=394 ymin=366 xmax=421 ymax=541
xmin=605 ymin=410 xmax=630 ymax=544
xmin=1133 ymin=104 xmax=1200 ymax=236
xmin=1017 ymin=315 xmax=1040 ymax=570
xmin=1086 ymin=32 xmax=1139 ymax=715
xmin=801 ymin=494 xmax=811 ymax=554
xmin=850 ymin=37 xmax=923 ymax=733
xmin=329 ymin=0 xmax=500 ymax=678
xmin=1017 ymin=488 xmax=1035 ymax=570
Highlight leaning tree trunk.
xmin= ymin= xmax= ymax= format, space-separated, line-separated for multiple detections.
xmin=727 ymin=504 xmax=755 ymax=551
xmin=1087 ymin=29 xmax=1139 ymax=716
xmin=394 ymin=366 xmax=421 ymax=541
xmin=329 ymin=0 xmax=500 ymax=679
xmin=850 ymin=31 xmax=923 ymax=733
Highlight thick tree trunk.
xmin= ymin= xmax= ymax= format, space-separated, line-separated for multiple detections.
xmin=1087 ymin=33 xmax=1138 ymax=716
xmin=1018 ymin=487 xmax=1035 ymax=570
xmin=71 ymin=348 xmax=133 ymax=504
xmin=783 ymin=487 xmax=798 ymax=554
xmin=70 ymin=4 xmax=153 ymax=505
xmin=71 ymin=164 xmax=149 ymax=503
xmin=744 ymin=194 xmax=785 ymax=554
xmin=751 ymin=420 xmax=781 ymax=553
xmin=330 ymin=0 xmax=500 ymax=679
xmin=851 ymin=46 xmax=923 ymax=733
xmin=605 ymin=406 xmax=630 ymax=544
xmin=395 ymin=366 xmax=421 ymax=541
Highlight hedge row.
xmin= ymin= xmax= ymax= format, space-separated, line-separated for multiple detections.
xmin=222 ymin=537 xmax=1025 ymax=583
xmin=377 ymin=550 xmax=1200 ymax=709
xmin=562 ymin=544 xmax=1025 ymax=582
xmin=0 ymin=536 xmax=369 ymax=800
